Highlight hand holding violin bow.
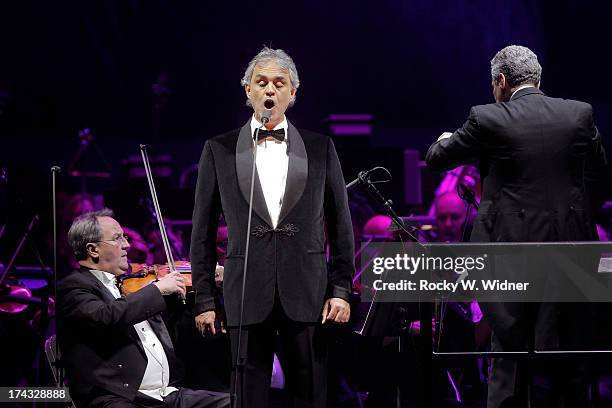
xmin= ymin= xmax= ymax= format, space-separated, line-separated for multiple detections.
xmin=153 ymin=271 xmax=187 ymax=298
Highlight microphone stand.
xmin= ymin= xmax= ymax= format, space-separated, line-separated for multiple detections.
xmin=346 ymin=167 xmax=433 ymax=408
xmin=51 ymin=166 xmax=62 ymax=386
xmin=31 ymin=167 xmax=61 ymax=402
xmin=231 ymin=115 xmax=269 ymax=408
xmin=436 ymin=183 xmax=479 ymax=350
xmin=348 ymin=168 xmax=422 ymax=246
xmin=457 ymin=184 xmax=479 ymax=243
xmin=347 ymin=168 xmax=428 ymax=408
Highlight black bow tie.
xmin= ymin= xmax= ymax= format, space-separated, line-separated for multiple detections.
xmin=254 ymin=128 xmax=286 ymax=142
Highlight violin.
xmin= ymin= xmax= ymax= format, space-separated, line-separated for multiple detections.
xmin=0 ymin=277 xmax=55 ymax=332
xmin=117 ymin=261 xmax=193 ymax=297
xmin=0 ymin=280 xmax=33 ymax=314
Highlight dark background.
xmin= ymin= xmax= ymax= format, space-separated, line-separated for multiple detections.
xmin=1 ymin=0 xmax=611 ymax=262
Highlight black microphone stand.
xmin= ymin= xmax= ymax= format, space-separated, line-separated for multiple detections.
xmin=347 ymin=167 xmax=431 ymax=407
xmin=51 ymin=165 xmax=63 ymax=387
xmin=231 ymin=116 xmax=269 ymax=408
xmin=457 ymin=184 xmax=479 ymax=243
xmin=350 ymin=167 xmax=422 ymax=246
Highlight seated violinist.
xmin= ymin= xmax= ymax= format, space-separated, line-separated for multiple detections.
xmin=57 ymin=209 xmax=229 ymax=408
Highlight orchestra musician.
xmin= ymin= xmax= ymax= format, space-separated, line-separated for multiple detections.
xmin=57 ymin=209 xmax=229 ymax=408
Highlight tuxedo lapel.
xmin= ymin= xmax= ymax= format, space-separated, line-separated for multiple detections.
xmin=278 ymin=121 xmax=308 ymax=225
xmin=79 ymin=267 xmax=118 ymax=303
xmin=147 ymin=314 xmax=175 ymax=353
xmin=80 ymin=268 xmax=147 ymax=358
xmin=236 ymin=121 xmax=274 ymax=227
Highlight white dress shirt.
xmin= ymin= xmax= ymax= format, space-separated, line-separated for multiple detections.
xmin=250 ymin=115 xmax=289 ymax=228
xmin=89 ymin=269 xmax=178 ymax=401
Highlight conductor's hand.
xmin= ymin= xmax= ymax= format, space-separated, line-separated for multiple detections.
xmin=321 ymin=297 xmax=351 ymax=324
xmin=195 ymin=310 xmax=226 ymax=336
xmin=152 ymin=271 xmax=186 ymax=298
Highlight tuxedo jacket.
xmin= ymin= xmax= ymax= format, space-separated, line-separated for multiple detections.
xmin=190 ymin=120 xmax=355 ymax=326
xmin=57 ymin=268 xmax=181 ymax=407
xmin=426 ymin=87 xmax=607 ymax=349
xmin=427 ymin=87 xmax=606 ymax=243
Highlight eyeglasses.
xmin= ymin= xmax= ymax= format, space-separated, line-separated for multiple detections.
xmin=95 ymin=234 xmax=130 ymax=245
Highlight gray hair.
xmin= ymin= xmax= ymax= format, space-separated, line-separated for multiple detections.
xmin=240 ymin=46 xmax=300 ymax=107
xmin=68 ymin=208 xmax=114 ymax=261
xmin=491 ymin=45 xmax=542 ymax=89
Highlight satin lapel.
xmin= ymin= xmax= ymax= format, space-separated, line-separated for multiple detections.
xmin=80 ymin=268 xmax=147 ymax=358
xmin=278 ymin=121 xmax=308 ymax=225
xmin=130 ymin=329 xmax=147 ymax=360
xmin=236 ymin=121 xmax=274 ymax=227
xmin=147 ymin=315 xmax=175 ymax=353
xmin=80 ymin=267 xmax=118 ymax=303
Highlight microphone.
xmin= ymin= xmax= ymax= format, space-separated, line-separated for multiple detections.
xmin=346 ymin=167 xmax=392 ymax=189
xmin=457 ymin=184 xmax=479 ymax=209
xmin=51 ymin=166 xmax=61 ymax=173
xmin=261 ymin=109 xmax=272 ymax=125
xmin=346 ymin=170 xmax=370 ymax=189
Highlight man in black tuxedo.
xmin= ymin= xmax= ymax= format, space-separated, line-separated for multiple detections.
xmin=58 ymin=209 xmax=229 ymax=408
xmin=426 ymin=45 xmax=606 ymax=407
xmin=190 ymin=47 xmax=354 ymax=408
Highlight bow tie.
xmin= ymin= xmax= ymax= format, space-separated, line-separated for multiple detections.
xmin=254 ymin=128 xmax=286 ymax=142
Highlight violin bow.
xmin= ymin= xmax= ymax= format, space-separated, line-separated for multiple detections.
xmin=139 ymin=144 xmax=184 ymax=303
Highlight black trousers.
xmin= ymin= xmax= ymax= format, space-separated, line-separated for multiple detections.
xmin=88 ymin=387 xmax=229 ymax=408
xmin=229 ymin=300 xmax=328 ymax=408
